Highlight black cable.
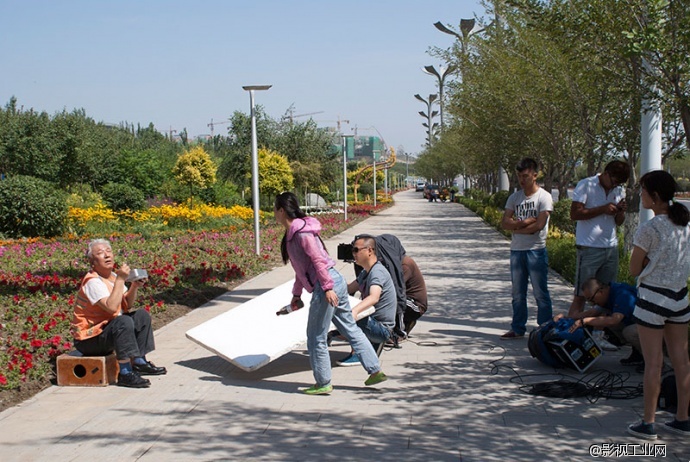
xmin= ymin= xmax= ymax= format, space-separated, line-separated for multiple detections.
xmin=487 ymin=344 xmax=643 ymax=402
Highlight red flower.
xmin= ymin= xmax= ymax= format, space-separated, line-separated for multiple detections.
xmin=20 ymin=332 xmax=28 ymax=341
xmin=0 ymin=375 xmax=6 ymax=386
xmin=30 ymin=339 xmax=43 ymax=348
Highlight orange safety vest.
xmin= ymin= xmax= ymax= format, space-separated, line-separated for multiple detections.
xmin=71 ymin=272 xmax=129 ymax=341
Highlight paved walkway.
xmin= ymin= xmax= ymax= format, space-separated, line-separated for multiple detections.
xmin=0 ymin=189 xmax=688 ymax=461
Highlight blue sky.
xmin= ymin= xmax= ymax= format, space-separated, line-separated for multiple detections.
xmin=0 ymin=0 xmax=484 ymax=155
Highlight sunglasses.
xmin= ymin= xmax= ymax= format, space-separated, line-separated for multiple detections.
xmin=351 ymin=246 xmax=369 ymax=254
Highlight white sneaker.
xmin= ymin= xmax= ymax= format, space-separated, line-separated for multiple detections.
xmin=592 ymin=330 xmax=618 ymax=351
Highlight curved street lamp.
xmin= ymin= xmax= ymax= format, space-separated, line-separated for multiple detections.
xmin=422 ymin=65 xmax=454 ymax=130
xmin=414 ymin=93 xmax=439 ymax=147
xmin=433 ymin=19 xmax=482 ymax=54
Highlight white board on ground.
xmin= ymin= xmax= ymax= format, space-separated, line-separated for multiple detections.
xmin=185 ymin=279 xmax=372 ymax=372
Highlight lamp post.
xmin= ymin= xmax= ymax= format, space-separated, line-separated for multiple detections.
xmin=414 ymin=93 xmax=439 ymax=147
xmin=433 ymin=18 xmax=507 ymax=191
xmin=422 ymin=65 xmax=454 ymax=130
xmin=433 ymin=18 xmax=482 ymax=54
xmin=242 ymin=84 xmax=272 ymax=255
xmin=341 ymin=133 xmax=354 ymax=221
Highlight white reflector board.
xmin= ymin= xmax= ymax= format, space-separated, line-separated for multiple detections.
xmin=185 ymin=279 xmax=371 ymax=372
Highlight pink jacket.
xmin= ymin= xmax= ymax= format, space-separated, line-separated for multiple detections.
xmin=286 ymin=217 xmax=335 ymax=296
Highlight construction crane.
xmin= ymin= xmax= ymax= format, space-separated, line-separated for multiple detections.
xmin=207 ymin=118 xmax=231 ymax=137
xmin=316 ymin=116 xmax=350 ymax=133
xmin=281 ymin=110 xmax=324 ymax=123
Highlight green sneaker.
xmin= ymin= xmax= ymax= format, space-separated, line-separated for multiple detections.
xmin=303 ymin=384 xmax=333 ymax=395
xmin=365 ymin=371 xmax=388 ymax=386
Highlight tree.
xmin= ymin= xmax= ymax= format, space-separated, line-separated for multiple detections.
xmin=255 ymin=148 xmax=293 ymax=205
xmin=0 ymin=98 xmax=58 ymax=181
xmin=217 ymin=107 xmax=277 ymax=191
xmin=172 ymin=146 xmax=217 ymax=203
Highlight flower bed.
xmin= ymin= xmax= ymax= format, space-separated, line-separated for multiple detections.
xmin=0 ymin=202 xmax=388 ymax=402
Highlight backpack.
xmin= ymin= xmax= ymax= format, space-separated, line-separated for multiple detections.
xmin=528 ymin=320 xmax=566 ymax=369
xmin=528 ymin=318 xmax=600 ymax=371
xmin=353 ymin=234 xmax=408 ymax=342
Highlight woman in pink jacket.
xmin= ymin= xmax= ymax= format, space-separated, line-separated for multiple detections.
xmin=274 ymin=192 xmax=387 ymax=394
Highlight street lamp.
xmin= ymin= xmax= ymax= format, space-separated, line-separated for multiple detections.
xmin=414 ymin=93 xmax=439 ymax=146
xmin=341 ymin=133 xmax=354 ymax=221
xmin=242 ymin=84 xmax=272 ymax=255
xmin=422 ymin=65 xmax=454 ymax=130
xmin=433 ymin=19 xmax=482 ymax=54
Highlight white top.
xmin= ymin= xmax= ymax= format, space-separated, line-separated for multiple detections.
xmin=634 ymin=215 xmax=690 ymax=290
xmin=505 ymin=187 xmax=553 ymax=251
xmin=572 ymin=175 xmax=625 ymax=247
xmin=83 ymin=276 xmax=128 ymax=306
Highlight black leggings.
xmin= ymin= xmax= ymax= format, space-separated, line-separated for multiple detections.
xmin=74 ymin=309 xmax=155 ymax=361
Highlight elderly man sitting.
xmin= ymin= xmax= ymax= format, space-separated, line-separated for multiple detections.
xmin=71 ymin=239 xmax=166 ymax=388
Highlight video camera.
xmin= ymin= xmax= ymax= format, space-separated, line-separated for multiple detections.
xmin=337 ymin=243 xmax=354 ymax=262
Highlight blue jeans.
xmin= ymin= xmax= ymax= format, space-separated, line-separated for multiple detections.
xmin=307 ymin=268 xmax=381 ymax=387
xmin=510 ymin=248 xmax=553 ymax=335
xmin=357 ymin=316 xmax=392 ymax=345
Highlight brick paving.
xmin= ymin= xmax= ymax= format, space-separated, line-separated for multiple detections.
xmin=0 ymin=189 xmax=688 ymax=461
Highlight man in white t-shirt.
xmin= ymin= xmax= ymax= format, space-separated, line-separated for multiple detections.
xmin=500 ymin=158 xmax=554 ymax=339
xmin=567 ymin=160 xmax=629 ymax=319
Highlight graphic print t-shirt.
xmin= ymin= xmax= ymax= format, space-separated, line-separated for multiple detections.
xmin=504 ymin=187 xmax=553 ymax=251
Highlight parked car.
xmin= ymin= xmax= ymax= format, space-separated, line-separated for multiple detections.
xmin=415 ymin=181 xmax=425 ymax=192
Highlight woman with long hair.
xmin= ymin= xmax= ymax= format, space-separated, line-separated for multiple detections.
xmin=274 ymin=192 xmax=387 ymax=394
xmin=627 ymin=170 xmax=690 ymax=440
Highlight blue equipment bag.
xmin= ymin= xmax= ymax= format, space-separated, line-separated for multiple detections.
xmin=528 ymin=318 xmax=602 ymax=372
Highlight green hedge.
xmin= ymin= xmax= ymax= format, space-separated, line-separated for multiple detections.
xmin=458 ymin=195 xmax=632 ymax=287
xmin=0 ymin=175 xmax=67 ymax=238
xmin=101 ymin=182 xmax=146 ymax=212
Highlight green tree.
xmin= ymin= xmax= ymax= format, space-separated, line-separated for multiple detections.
xmin=217 ymin=107 xmax=277 ymax=191
xmin=0 ymin=98 xmax=58 ymax=181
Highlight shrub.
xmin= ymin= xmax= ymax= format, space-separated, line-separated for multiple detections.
xmin=465 ymin=188 xmax=489 ymax=202
xmin=488 ymin=190 xmax=511 ymax=209
xmin=676 ymin=178 xmax=690 ymax=192
xmin=101 ymin=182 xmax=145 ymax=212
xmin=66 ymin=184 xmax=103 ymax=208
xmin=550 ymin=198 xmax=575 ymax=234
xmin=0 ymin=175 xmax=67 ymax=238
xmin=546 ymin=234 xmax=577 ymax=283
xmin=200 ymin=181 xmax=245 ymax=208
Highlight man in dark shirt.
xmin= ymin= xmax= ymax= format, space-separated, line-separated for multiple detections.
xmin=569 ymin=278 xmax=642 ymax=365
xmin=402 ymin=256 xmax=427 ymax=334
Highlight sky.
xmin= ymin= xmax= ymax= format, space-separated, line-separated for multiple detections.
xmin=0 ymin=0 xmax=485 ymax=156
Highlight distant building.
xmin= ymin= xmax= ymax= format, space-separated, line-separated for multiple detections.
xmin=339 ymin=136 xmax=384 ymax=161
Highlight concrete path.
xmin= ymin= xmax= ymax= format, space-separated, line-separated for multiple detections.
xmin=0 ymin=189 xmax=688 ymax=461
